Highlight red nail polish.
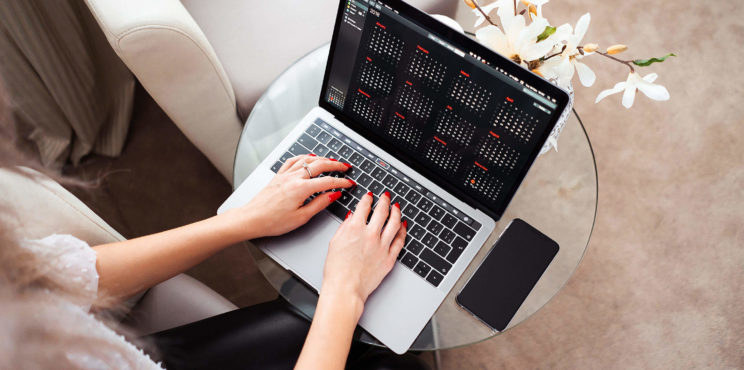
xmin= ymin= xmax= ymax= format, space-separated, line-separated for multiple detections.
xmin=348 ymin=179 xmax=357 ymax=187
xmin=384 ymin=191 xmax=390 ymax=198
xmin=308 ymin=154 xmax=316 ymax=157
xmin=329 ymin=158 xmax=338 ymax=162
xmin=394 ymin=202 xmax=400 ymax=208
xmin=343 ymin=163 xmax=352 ymax=168
xmin=328 ymin=191 xmax=342 ymax=202
xmin=345 ymin=210 xmax=352 ymax=219
xmin=367 ymin=191 xmax=373 ymax=197
xmin=402 ymin=220 xmax=408 ymax=228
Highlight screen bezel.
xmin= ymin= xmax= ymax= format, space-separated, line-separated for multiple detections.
xmin=319 ymin=0 xmax=570 ymax=221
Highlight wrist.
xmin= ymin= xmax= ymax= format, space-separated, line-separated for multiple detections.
xmin=319 ymin=281 xmax=365 ymax=321
xmin=218 ymin=207 xmax=262 ymax=241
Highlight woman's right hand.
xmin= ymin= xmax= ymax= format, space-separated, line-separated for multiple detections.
xmin=322 ymin=191 xmax=407 ymax=305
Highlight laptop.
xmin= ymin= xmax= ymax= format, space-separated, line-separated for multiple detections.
xmin=218 ymin=0 xmax=569 ymax=354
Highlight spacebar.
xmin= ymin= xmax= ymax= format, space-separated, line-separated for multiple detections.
xmin=420 ymin=249 xmax=451 ymax=275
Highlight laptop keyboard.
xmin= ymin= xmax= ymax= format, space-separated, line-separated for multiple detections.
xmin=270 ymin=118 xmax=482 ymax=287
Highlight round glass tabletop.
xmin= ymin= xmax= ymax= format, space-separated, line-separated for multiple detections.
xmin=233 ymin=43 xmax=597 ymax=351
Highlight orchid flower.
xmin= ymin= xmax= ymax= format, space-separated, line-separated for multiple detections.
xmin=595 ymin=72 xmax=670 ymax=108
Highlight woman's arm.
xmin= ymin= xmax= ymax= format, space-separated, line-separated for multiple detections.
xmin=93 ymin=155 xmax=354 ymax=302
xmin=295 ymin=191 xmax=406 ymax=369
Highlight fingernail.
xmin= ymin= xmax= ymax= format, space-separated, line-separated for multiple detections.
xmin=345 ymin=210 xmax=352 ymax=219
xmin=367 ymin=191 xmax=373 ymax=197
xmin=402 ymin=220 xmax=408 ymax=228
xmin=328 ymin=191 xmax=342 ymax=202
xmin=348 ymin=179 xmax=357 ymax=187
xmin=343 ymin=163 xmax=352 ymax=168
xmin=308 ymin=154 xmax=316 ymax=157
xmin=384 ymin=191 xmax=390 ymax=198
xmin=394 ymin=202 xmax=400 ymax=208
xmin=329 ymin=158 xmax=338 ymax=162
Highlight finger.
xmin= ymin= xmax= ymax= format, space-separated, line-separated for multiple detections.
xmin=368 ymin=191 xmax=391 ymax=232
xmin=387 ymin=221 xmax=407 ymax=261
xmin=301 ymin=190 xmax=345 ymax=218
xmin=352 ymin=191 xmax=374 ymax=224
xmin=306 ymin=159 xmax=352 ymax=178
xmin=380 ymin=201 xmax=402 ymax=246
xmin=305 ymin=176 xmax=355 ymax=194
xmin=288 ymin=154 xmax=321 ymax=174
xmin=281 ymin=154 xmax=316 ymax=174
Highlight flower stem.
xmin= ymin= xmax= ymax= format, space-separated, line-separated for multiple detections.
xmin=595 ymin=51 xmax=635 ymax=72
xmin=472 ymin=0 xmax=498 ymax=27
xmin=513 ymin=0 xmax=517 ymax=16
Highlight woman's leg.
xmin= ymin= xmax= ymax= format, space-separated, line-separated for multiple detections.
xmin=144 ymin=298 xmax=430 ymax=370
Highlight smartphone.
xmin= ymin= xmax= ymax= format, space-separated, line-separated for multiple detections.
xmin=456 ymin=218 xmax=559 ymax=331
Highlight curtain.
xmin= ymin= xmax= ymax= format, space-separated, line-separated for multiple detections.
xmin=0 ymin=0 xmax=134 ymax=169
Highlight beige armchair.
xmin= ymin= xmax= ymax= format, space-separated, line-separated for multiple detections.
xmin=82 ymin=0 xmax=456 ymax=183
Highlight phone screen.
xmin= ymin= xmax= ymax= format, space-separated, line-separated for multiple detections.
xmin=456 ymin=218 xmax=559 ymax=331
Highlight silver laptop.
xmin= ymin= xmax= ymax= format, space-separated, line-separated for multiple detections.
xmin=219 ymin=0 xmax=569 ymax=354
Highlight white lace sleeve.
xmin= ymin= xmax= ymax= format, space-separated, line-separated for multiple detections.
xmin=21 ymin=234 xmax=99 ymax=310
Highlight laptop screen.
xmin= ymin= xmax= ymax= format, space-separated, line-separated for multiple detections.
xmin=320 ymin=0 xmax=568 ymax=220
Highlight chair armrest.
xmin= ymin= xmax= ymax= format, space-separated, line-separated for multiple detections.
xmin=83 ymin=0 xmax=242 ymax=182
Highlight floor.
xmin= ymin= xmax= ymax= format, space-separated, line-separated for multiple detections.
xmin=63 ymin=0 xmax=743 ymax=368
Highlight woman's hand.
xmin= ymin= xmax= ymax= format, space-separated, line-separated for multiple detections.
xmin=322 ymin=191 xmax=407 ymax=305
xmin=231 ymin=154 xmax=356 ymax=239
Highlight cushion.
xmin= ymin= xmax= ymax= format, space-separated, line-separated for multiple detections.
xmin=181 ymin=0 xmax=457 ymax=121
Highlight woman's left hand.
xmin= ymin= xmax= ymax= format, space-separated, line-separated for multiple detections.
xmin=229 ymin=154 xmax=355 ymax=239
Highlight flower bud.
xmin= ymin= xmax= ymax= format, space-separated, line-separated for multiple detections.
xmin=531 ymin=69 xmax=544 ymax=78
xmin=464 ymin=0 xmax=477 ymax=9
xmin=606 ymin=44 xmax=628 ymax=55
xmin=583 ymin=43 xmax=598 ymax=53
xmin=520 ymin=0 xmax=531 ymax=6
xmin=529 ymin=4 xmax=537 ymax=16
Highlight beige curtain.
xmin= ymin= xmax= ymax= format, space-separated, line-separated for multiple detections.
xmin=0 ymin=0 xmax=134 ymax=169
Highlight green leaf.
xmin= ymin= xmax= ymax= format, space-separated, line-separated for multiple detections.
xmin=632 ymin=53 xmax=677 ymax=67
xmin=536 ymin=26 xmax=556 ymax=42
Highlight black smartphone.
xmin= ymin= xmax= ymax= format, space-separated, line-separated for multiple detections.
xmin=456 ymin=218 xmax=559 ymax=331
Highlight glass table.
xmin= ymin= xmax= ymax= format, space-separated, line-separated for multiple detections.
xmin=233 ymin=43 xmax=597 ymax=351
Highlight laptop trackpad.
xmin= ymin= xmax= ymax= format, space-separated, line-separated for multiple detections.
xmin=262 ymin=211 xmax=340 ymax=289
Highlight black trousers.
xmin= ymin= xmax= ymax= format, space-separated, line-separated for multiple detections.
xmin=144 ymin=298 xmax=430 ymax=370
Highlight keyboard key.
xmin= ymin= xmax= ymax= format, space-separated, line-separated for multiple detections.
xmin=289 ymin=143 xmax=310 ymax=156
xmin=339 ymin=192 xmax=353 ymax=205
xmin=327 ymin=151 xmax=340 ymax=160
xmin=410 ymin=225 xmax=426 ymax=239
xmin=430 ymin=206 xmax=445 ymax=221
xmin=370 ymin=167 xmax=386 ymax=181
xmin=454 ymin=222 xmax=476 ymax=241
xmin=279 ymin=151 xmax=293 ymax=162
xmin=413 ymin=262 xmax=431 ymax=278
xmin=407 ymin=190 xmax=422 ymax=204
xmin=441 ymin=214 xmax=458 ymax=228
xmin=306 ymin=125 xmax=321 ymax=137
xmin=426 ymin=271 xmax=443 ymax=287
xmin=369 ymin=181 xmax=385 ymax=195
xmin=446 ymin=237 xmax=468 ymax=264
xmin=397 ymin=249 xmax=406 ymax=260
xmin=440 ymin=229 xmax=456 ymax=244
xmin=357 ymin=173 xmax=373 ymax=187
xmin=328 ymin=138 xmax=343 ymax=152
xmin=382 ymin=174 xmax=398 ymax=188
xmin=418 ymin=198 xmax=433 ymax=212
xmin=270 ymin=161 xmax=282 ymax=173
xmin=406 ymin=240 xmax=424 ymax=255
xmin=391 ymin=196 xmax=407 ymax=210
xmin=393 ymin=182 xmax=410 ymax=197
xmin=414 ymin=213 xmax=432 ymax=228
xmin=427 ymin=220 xmax=444 ymax=236
xmin=351 ymin=186 xmax=368 ymax=199
xmin=297 ymin=133 xmax=318 ymax=150
xmin=316 ymin=131 xmax=332 ymax=144
xmin=339 ymin=145 xmax=354 ymax=158
xmin=313 ymin=144 xmax=330 ymax=157
xmin=348 ymin=199 xmax=359 ymax=210
xmin=433 ymin=241 xmax=450 ymax=258
xmin=360 ymin=160 xmax=376 ymax=173
xmin=421 ymin=233 xmax=437 ymax=248
xmin=349 ymin=153 xmax=365 ymax=166
xmin=403 ymin=205 xmax=419 ymax=219
xmin=345 ymin=166 xmax=361 ymax=180
xmin=327 ymin=202 xmax=348 ymax=220
xmin=420 ymin=249 xmax=451 ymax=275
xmin=402 ymin=253 xmax=418 ymax=269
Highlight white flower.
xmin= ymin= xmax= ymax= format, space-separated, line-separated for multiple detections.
xmin=595 ymin=72 xmax=670 ymax=108
xmin=476 ymin=15 xmax=554 ymax=66
xmin=537 ymin=13 xmax=595 ymax=88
